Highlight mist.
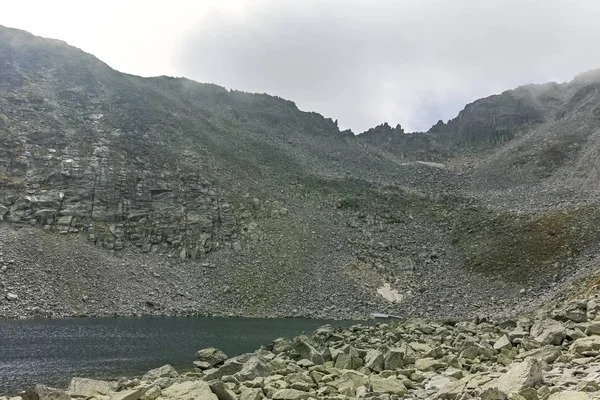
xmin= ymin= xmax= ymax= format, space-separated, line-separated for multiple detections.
xmin=175 ymin=0 xmax=600 ymax=132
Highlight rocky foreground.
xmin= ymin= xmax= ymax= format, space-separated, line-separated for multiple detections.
xmin=4 ymin=276 xmax=600 ymax=400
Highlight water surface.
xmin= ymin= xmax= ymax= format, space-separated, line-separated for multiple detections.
xmin=0 ymin=316 xmax=358 ymax=394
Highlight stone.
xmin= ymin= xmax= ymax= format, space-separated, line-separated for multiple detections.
xmin=209 ymin=381 xmax=238 ymax=400
xmin=547 ymin=391 xmax=591 ymax=400
xmin=197 ymin=348 xmax=228 ymax=367
xmin=68 ymin=378 xmax=117 ymax=398
xmin=236 ymin=357 xmax=273 ymax=381
xmin=205 ymin=359 xmax=245 ymax=380
xmin=291 ymin=338 xmax=324 ymax=365
xmin=159 ymin=381 xmax=217 ymax=400
xmin=271 ymin=389 xmax=310 ymax=400
xmin=141 ymin=387 xmax=161 ymax=400
xmin=6 ymin=292 xmax=18 ymax=301
xmin=22 ymin=385 xmax=69 ymax=400
xmin=414 ymin=358 xmax=446 ymax=371
xmin=369 ymin=376 xmax=408 ymax=396
xmin=530 ymin=319 xmax=566 ymax=346
xmin=142 ymin=365 xmax=179 ymax=381
xmin=585 ymin=321 xmax=600 ymax=336
xmin=334 ymin=353 xmax=363 ymax=370
xmin=384 ymin=348 xmax=404 ymax=370
xmin=330 ymin=371 xmax=368 ymax=392
xmin=570 ymin=336 xmax=600 ymax=355
xmin=239 ymin=388 xmax=263 ymax=400
xmin=364 ymin=349 xmax=384 ymax=372
xmin=111 ymin=389 xmax=143 ymax=400
xmin=494 ymin=358 xmax=543 ymax=395
xmin=493 ymin=335 xmax=512 ymax=351
xmin=479 ymin=388 xmax=508 ymax=400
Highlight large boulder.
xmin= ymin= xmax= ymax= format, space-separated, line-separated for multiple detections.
xmin=364 ymin=349 xmax=384 ymax=372
xmin=570 ymin=336 xmax=600 ymax=355
xmin=208 ymin=381 xmax=237 ymax=400
xmin=158 ymin=381 xmax=217 ymax=400
xmin=68 ymin=378 xmax=117 ymax=398
xmin=530 ymin=319 xmax=566 ymax=346
xmin=290 ymin=338 xmax=324 ymax=365
xmin=23 ymin=385 xmax=69 ymax=400
xmin=204 ymin=357 xmax=246 ymax=380
xmin=494 ymin=358 xmax=543 ymax=395
xmin=142 ymin=365 xmax=179 ymax=381
xmin=235 ymin=356 xmax=273 ymax=381
xmin=196 ymin=348 xmax=228 ymax=367
xmin=369 ymin=376 xmax=408 ymax=396
xmin=271 ymin=389 xmax=309 ymax=400
xmin=383 ymin=348 xmax=404 ymax=370
xmin=548 ymin=391 xmax=592 ymax=400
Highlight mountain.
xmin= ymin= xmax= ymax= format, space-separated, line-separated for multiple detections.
xmin=1 ymin=25 xmax=599 ymax=320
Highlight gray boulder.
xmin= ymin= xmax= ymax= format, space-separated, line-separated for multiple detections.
xmin=197 ymin=347 xmax=228 ymax=367
xmin=142 ymin=364 xmax=178 ymax=381
xmin=530 ymin=319 xmax=566 ymax=345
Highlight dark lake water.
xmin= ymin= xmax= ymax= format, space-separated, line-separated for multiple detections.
xmin=0 ymin=316 xmax=359 ymax=395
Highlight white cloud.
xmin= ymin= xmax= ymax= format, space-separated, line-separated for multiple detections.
xmin=2 ymin=0 xmax=600 ymax=132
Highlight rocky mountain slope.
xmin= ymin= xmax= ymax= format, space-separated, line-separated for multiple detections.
xmin=1 ymin=25 xmax=600 ymax=320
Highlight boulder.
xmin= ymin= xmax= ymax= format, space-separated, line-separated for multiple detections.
xmin=384 ymin=348 xmax=404 ymax=370
xmin=208 ymin=381 xmax=237 ymax=400
xmin=196 ymin=348 xmax=228 ymax=367
xmin=290 ymin=338 xmax=324 ymax=365
xmin=22 ymin=385 xmax=69 ymax=400
xmin=585 ymin=321 xmax=600 ymax=336
xmin=204 ymin=358 xmax=246 ymax=380
xmin=235 ymin=357 xmax=273 ymax=381
xmin=142 ymin=365 xmax=179 ymax=381
xmin=239 ymin=388 xmax=263 ymax=400
xmin=364 ymin=349 xmax=384 ymax=372
xmin=547 ymin=391 xmax=591 ymax=400
xmin=334 ymin=353 xmax=363 ymax=370
xmin=111 ymin=389 xmax=143 ymax=400
xmin=68 ymin=378 xmax=117 ymax=398
xmin=530 ymin=319 xmax=566 ymax=345
xmin=159 ymin=381 xmax=217 ymax=400
xmin=494 ymin=358 xmax=543 ymax=395
xmin=330 ymin=371 xmax=368 ymax=392
xmin=271 ymin=389 xmax=309 ymax=400
xmin=369 ymin=376 xmax=408 ymax=396
xmin=570 ymin=336 xmax=600 ymax=355
xmin=493 ymin=335 xmax=512 ymax=351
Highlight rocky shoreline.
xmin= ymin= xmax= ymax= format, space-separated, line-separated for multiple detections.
xmin=4 ymin=273 xmax=600 ymax=400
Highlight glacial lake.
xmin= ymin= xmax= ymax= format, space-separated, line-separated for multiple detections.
xmin=0 ymin=316 xmax=361 ymax=394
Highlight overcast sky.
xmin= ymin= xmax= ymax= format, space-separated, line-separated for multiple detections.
xmin=3 ymin=0 xmax=600 ymax=132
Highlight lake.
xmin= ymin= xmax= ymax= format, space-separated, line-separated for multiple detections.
xmin=0 ymin=316 xmax=360 ymax=394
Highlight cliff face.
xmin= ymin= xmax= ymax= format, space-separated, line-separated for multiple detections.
xmin=1 ymin=26 xmax=600 ymax=320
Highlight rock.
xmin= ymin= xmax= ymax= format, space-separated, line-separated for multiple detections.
xmin=159 ymin=381 xmax=217 ymax=400
xmin=291 ymin=338 xmax=324 ymax=365
xmin=585 ymin=321 xmax=600 ymax=336
xmin=111 ymin=389 xmax=143 ymax=400
xmin=530 ymin=319 xmax=566 ymax=345
xmin=494 ymin=358 xmax=543 ymax=395
xmin=570 ymin=336 xmax=600 ymax=355
xmin=330 ymin=371 xmax=369 ymax=392
xmin=384 ymin=348 xmax=404 ymax=370
xmin=414 ymin=357 xmax=446 ymax=371
xmin=209 ymin=381 xmax=238 ymax=400
xmin=6 ymin=292 xmax=18 ymax=301
xmin=334 ymin=353 xmax=363 ymax=370
xmin=369 ymin=376 xmax=408 ymax=396
xmin=68 ymin=378 xmax=117 ymax=398
xmin=547 ymin=391 xmax=591 ymax=400
xmin=197 ymin=348 xmax=228 ymax=367
xmin=479 ymin=388 xmax=508 ymax=400
xmin=364 ymin=349 xmax=384 ymax=372
xmin=239 ymin=388 xmax=263 ymax=400
xmin=205 ymin=358 xmax=246 ymax=380
xmin=425 ymin=375 xmax=457 ymax=392
xmin=141 ymin=387 xmax=161 ymax=400
xmin=22 ymin=385 xmax=69 ymax=400
xmin=271 ymin=389 xmax=309 ymax=400
xmin=493 ymin=335 xmax=512 ymax=351
xmin=236 ymin=357 xmax=273 ymax=381
xmin=142 ymin=365 xmax=179 ymax=381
